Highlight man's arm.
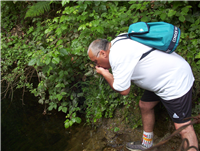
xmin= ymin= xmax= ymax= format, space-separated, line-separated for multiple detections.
xmin=95 ymin=66 xmax=130 ymax=95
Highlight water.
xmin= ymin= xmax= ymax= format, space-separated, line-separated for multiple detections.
xmin=1 ymin=90 xmax=125 ymax=151
xmin=2 ymin=91 xmax=69 ymax=151
xmin=2 ymin=89 xmax=189 ymax=151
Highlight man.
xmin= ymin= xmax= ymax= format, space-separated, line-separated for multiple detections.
xmin=87 ymin=36 xmax=199 ymax=151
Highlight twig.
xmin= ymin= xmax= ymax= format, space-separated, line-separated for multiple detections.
xmin=144 ymin=114 xmax=200 ymax=151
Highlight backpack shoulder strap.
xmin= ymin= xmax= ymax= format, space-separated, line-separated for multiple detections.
xmin=139 ymin=48 xmax=156 ymax=60
xmin=112 ymin=34 xmax=155 ymax=61
xmin=112 ymin=33 xmax=129 ymax=46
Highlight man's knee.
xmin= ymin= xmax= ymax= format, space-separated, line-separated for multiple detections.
xmin=139 ymin=100 xmax=158 ymax=111
xmin=174 ymin=121 xmax=194 ymax=135
xmin=139 ymin=100 xmax=147 ymax=110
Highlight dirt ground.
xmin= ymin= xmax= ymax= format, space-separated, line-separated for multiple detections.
xmin=67 ymin=103 xmax=200 ymax=151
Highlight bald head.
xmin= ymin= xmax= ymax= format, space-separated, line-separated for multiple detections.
xmin=88 ymin=39 xmax=110 ymax=56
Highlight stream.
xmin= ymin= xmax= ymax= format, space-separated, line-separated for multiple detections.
xmin=2 ymin=89 xmax=193 ymax=151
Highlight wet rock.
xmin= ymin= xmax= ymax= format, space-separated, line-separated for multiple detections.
xmin=103 ymin=147 xmax=117 ymax=151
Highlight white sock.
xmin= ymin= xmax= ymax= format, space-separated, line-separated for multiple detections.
xmin=142 ymin=131 xmax=153 ymax=148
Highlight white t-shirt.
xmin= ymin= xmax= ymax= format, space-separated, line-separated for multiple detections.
xmin=110 ymin=36 xmax=194 ymax=100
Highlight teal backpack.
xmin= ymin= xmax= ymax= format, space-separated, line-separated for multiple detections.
xmin=114 ymin=22 xmax=181 ymax=54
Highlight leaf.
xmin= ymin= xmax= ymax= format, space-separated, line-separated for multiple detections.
xmin=130 ymin=4 xmax=137 ymax=9
xmin=84 ymin=70 xmax=93 ymax=76
xmin=78 ymin=24 xmax=86 ymax=31
xmin=195 ymin=52 xmax=200 ymax=59
xmin=114 ymin=127 xmax=120 ymax=132
xmin=55 ymin=28 xmax=62 ymax=36
xmin=25 ymin=1 xmax=51 ymax=18
xmin=38 ymin=99 xmax=44 ymax=104
xmin=191 ymin=39 xmax=198 ymax=46
xmin=62 ymin=0 xmax=70 ymax=6
xmin=48 ymin=105 xmax=54 ymax=111
xmin=64 ymin=121 xmax=70 ymax=129
xmin=160 ymin=13 xmax=166 ymax=20
xmin=62 ymin=107 xmax=67 ymax=113
xmin=72 ymin=112 xmax=76 ymax=117
xmin=75 ymin=117 xmax=81 ymax=124
xmin=52 ymin=57 xmax=60 ymax=64
xmin=77 ymin=93 xmax=83 ymax=97
xmin=71 ymin=117 xmax=76 ymax=123
xmin=61 ymin=102 xmax=68 ymax=106
xmin=181 ymin=6 xmax=191 ymax=14
xmin=57 ymin=94 xmax=63 ymax=101
xmin=28 ymin=58 xmax=37 ymax=66
xmin=179 ymin=15 xmax=185 ymax=22
xmin=53 ymin=17 xmax=59 ymax=23
xmin=168 ymin=10 xmax=176 ymax=17
xmin=59 ymin=48 xmax=68 ymax=56
xmin=53 ymin=103 xmax=57 ymax=110
xmin=57 ymin=39 xmax=63 ymax=46
xmin=128 ymin=1 xmax=136 ymax=4
xmin=141 ymin=16 xmax=148 ymax=22
xmin=45 ymin=57 xmax=51 ymax=65
xmin=58 ymin=106 xmax=62 ymax=111
xmin=60 ymin=15 xmax=67 ymax=23
xmin=168 ymin=0 xmax=173 ymax=4
xmin=69 ymin=120 xmax=73 ymax=126
xmin=61 ymin=92 xmax=67 ymax=95
xmin=55 ymin=83 xmax=65 ymax=88
xmin=94 ymin=0 xmax=101 ymax=6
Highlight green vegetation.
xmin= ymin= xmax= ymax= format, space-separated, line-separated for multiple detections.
xmin=1 ymin=1 xmax=200 ymax=129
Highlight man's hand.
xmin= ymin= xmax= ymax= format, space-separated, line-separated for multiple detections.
xmin=95 ymin=66 xmax=110 ymax=75
xmin=95 ymin=66 xmax=130 ymax=96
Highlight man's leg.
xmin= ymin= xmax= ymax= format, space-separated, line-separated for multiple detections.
xmin=126 ymin=90 xmax=160 ymax=150
xmin=139 ymin=100 xmax=160 ymax=132
xmin=174 ymin=121 xmax=198 ymax=151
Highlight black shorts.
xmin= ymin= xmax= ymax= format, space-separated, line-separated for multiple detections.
xmin=141 ymin=87 xmax=193 ymax=123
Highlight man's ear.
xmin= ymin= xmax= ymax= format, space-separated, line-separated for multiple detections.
xmin=100 ymin=50 xmax=107 ymax=57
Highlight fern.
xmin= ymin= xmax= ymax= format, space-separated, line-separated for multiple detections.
xmin=25 ymin=1 xmax=51 ymax=18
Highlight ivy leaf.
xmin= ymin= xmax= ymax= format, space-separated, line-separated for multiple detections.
xmin=69 ymin=120 xmax=73 ymax=126
xmin=75 ymin=117 xmax=81 ymax=124
xmin=71 ymin=117 xmax=76 ymax=123
xmin=28 ymin=58 xmax=37 ymax=66
xmin=168 ymin=0 xmax=173 ymax=4
xmin=64 ymin=122 xmax=70 ymax=129
xmin=57 ymin=39 xmax=63 ymax=46
xmin=48 ymin=105 xmax=54 ymax=111
xmin=160 ymin=13 xmax=166 ymax=20
xmin=181 ymin=6 xmax=191 ymax=14
xmin=195 ymin=52 xmax=200 ymax=59
xmin=55 ymin=28 xmax=62 ymax=36
xmin=58 ymin=106 xmax=62 ymax=111
xmin=77 ymin=93 xmax=83 ymax=97
xmin=45 ymin=57 xmax=51 ymax=65
xmin=60 ymin=15 xmax=67 ymax=23
xmin=179 ymin=15 xmax=185 ymax=22
xmin=61 ymin=102 xmax=68 ymax=107
xmin=62 ymin=0 xmax=70 ymax=6
xmin=94 ymin=0 xmax=101 ymax=6
xmin=141 ymin=16 xmax=148 ymax=22
xmin=53 ymin=17 xmax=59 ymax=23
xmin=114 ymin=127 xmax=120 ymax=132
xmin=62 ymin=107 xmax=68 ymax=113
xmin=168 ymin=10 xmax=176 ymax=17
xmin=38 ymin=99 xmax=44 ymax=104
xmin=59 ymin=48 xmax=68 ymax=56
xmin=52 ymin=57 xmax=60 ymax=64
xmin=57 ymin=94 xmax=63 ymax=101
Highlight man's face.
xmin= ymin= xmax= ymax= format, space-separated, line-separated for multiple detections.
xmin=88 ymin=49 xmax=111 ymax=69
